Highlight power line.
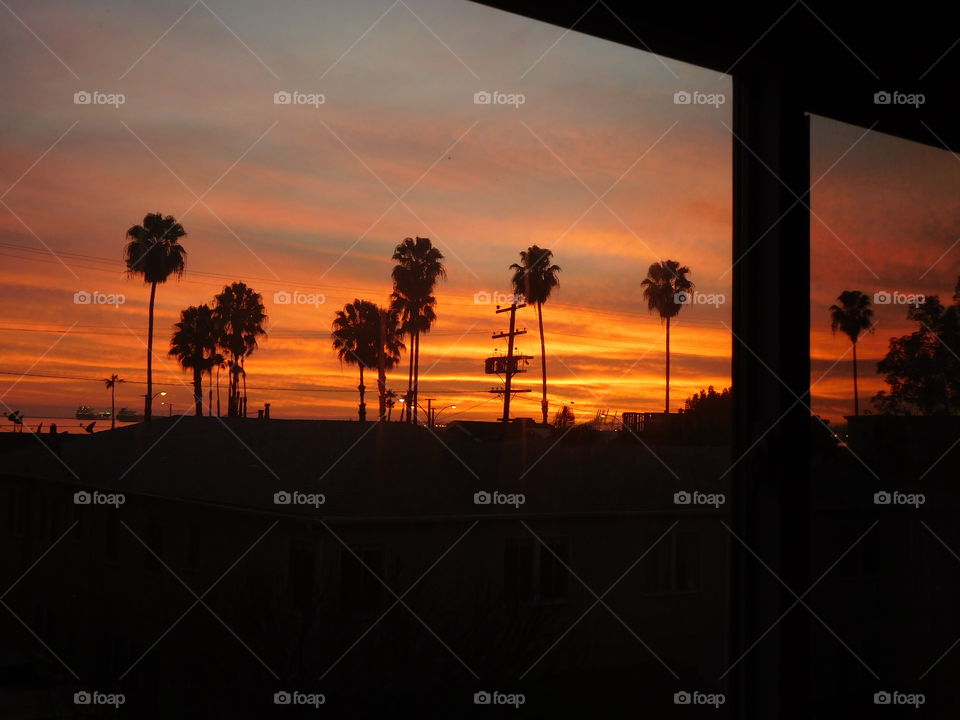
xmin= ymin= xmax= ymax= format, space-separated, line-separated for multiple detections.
xmin=0 ymin=368 xmax=489 ymax=395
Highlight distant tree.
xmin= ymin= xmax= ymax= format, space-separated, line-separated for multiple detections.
xmin=553 ymin=404 xmax=575 ymax=428
xmin=510 ymin=245 xmax=561 ymax=425
xmin=874 ymin=278 xmax=960 ymax=415
xmin=829 ymin=290 xmax=874 ymax=416
xmin=679 ymin=386 xmax=732 ymax=419
xmin=677 ymin=386 xmax=732 ymax=444
xmin=385 ymin=389 xmax=398 ymax=421
xmin=124 ymin=212 xmax=187 ymax=421
xmin=102 ymin=374 xmax=125 ymax=430
xmin=641 ymin=260 xmax=693 ymax=413
xmin=213 ymin=283 xmax=267 ymax=417
xmin=332 ymin=300 xmax=404 ymax=422
xmin=169 ymin=304 xmax=218 ymax=416
xmin=390 ymin=237 xmax=445 ymax=424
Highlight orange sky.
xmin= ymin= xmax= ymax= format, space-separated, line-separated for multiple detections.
xmin=0 ymin=0 xmax=957 ymax=425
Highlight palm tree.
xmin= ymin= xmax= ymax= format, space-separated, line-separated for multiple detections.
xmin=332 ymin=300 xmax=404 ymax=422
xmin=390 ymin=237 xmax=445 ymax=424
xmin=208 ymin=352 xmax=224 ymax=417
xmin=385 ymin=389 xmax=398 ymax=421
xmin=391 ymin=286 xmax=436 ymax=422
xmin=125 ymin=212 xmax=187 ymax=422
xmin=641 ymin=259 xmax=693 ymax=414
xmin=102 ymin=374 xmax=124 ymax=430
xmin=510 ymin=245 xmax=561 ymax=425
xmin=212 ymin=282 xmax=267 ymax=417
xmin=169 ymin=304 xmax=218 ymax=416
xmin=830 ymin=290 xmax=874 ymax=416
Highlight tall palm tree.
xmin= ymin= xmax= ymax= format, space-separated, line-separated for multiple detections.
xmin=830 ymin=290 xmax=874 ymax=416
xmin=641 ymin=259 xmax=693 ymax=414
xmin=208 ymin=352 xmax=224 ymax=417
xmin=212 ymin=282 xmax=267 ymax=417
xmin=510 ymin=245 xmax=561 ymax=425
xmin=102 ymin=374 xmax=124 ymax=430
xmin=169 ymin=304 xmax=218 ymax=416
xmin=125 ymin=212 xmax=187 ymax=422
xmin=332 ymin=299 xmax=404 ymax=422
xmin=390 ymin=237 xmax=445 ymax=424
xmin=390 ymin=285 xmax=436 ymax=422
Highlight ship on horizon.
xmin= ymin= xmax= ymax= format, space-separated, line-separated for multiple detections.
xmin=75 ymin=405 xmax=110 ymax=420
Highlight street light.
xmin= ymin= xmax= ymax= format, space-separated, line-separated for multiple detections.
xmin=421 ymin=402 xmax=457 ymax=428
xmin=432 ymin=404 xmax=457 ymax=426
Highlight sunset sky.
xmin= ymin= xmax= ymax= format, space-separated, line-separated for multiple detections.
xmin=0 ymin=0 xmax=957 ymax=426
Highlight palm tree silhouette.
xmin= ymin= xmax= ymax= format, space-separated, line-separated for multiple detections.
xmin=125 ymin=212 xmax=187 ymax=422
xmin=510 ymin=245 xmax=561 ymax=425
xmin=208 ymin=352 xmax=224 ymax=417
xmin=390 ymin=237 xmax=445 ymax=424
xmin=102 ymin=374 xmax=125 ymax=430
xmin=830 ymin=290 xmax=874 ymax=416
xmin=332 ymin=300 xmax=404 ymax=422
xmin=385 ymin=389 xmax=398 ymax=421
xmin=169 ymin=304 xmax=218 ymax=416
xmin=212 ymin=283 xmax=267 ymax=417
xmin=641 ymin=260 xmax=693 ymax=414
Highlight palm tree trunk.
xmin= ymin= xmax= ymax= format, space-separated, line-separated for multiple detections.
xmin=852 ymin=340 xmax=860 ymax=417
xmin=193 ymin=366 xmax=203 ymax=416
xmin=216 ymin=365 xmax=221 ymax=417
xmin=358 ymin=365 xmax=366 ymax=422
xmin=145 ymin=281 xmax=157 ymax=421
xmin=110 ymin=386 xmax=116 ymax=430
xmin=378 ymin=312 xmax=387 ymax=422
xmin=405 ymin=331 xmax=415 ymax=422
xmin=410 ymin=329 xmax=420 ymax=425
xmin=228 ymin=364 xmax=236 ymax=416
xmin=665 ymin=316 xmax=671 ymax=414
xmin=241 ymin=358 xmax=247 ymax=417
xmin=537 ymin=301 xmax=548 ymax=425
xmin=208 ymin=371 xmax=212 ymax=417
xmin=231 ymin=363 xmax=239 ymax=417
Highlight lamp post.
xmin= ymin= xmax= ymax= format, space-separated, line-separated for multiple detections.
xmin=432 ymin=404 xmax=457 ymax=427
xmin=418 ymin=400 xmax=457 ymax=428
xmin=145 ymin=392 xmax=167 ymax=418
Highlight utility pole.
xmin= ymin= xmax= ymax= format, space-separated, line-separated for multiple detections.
xmin=491 ymin=302 xmax=529 ymax=423
xmin=423 ymin=397 xmax=435 ymax=428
